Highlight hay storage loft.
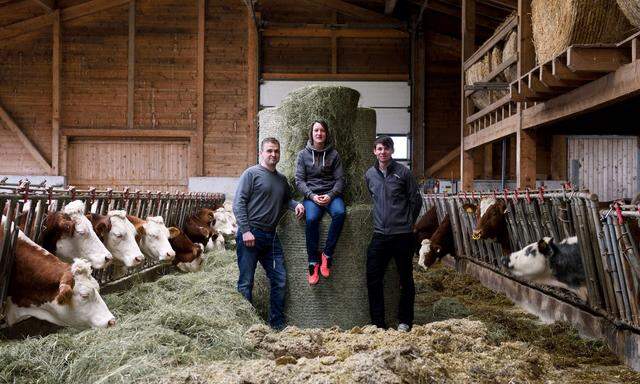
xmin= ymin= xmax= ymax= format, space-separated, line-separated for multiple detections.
xmin=2 ymin=0 xmax=640 ymax=376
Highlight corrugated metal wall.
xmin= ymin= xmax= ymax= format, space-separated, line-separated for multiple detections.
xmin=568 ymin=136 xmax=639 ymax=201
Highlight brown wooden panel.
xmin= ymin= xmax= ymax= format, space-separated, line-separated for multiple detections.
xmin=61 ymin=4 xmax=129 ymax=129
xmin=0 ymin=27 xmax=52 ymax=172
xmin=0 ymin=1 xmax=45 ymax=27
xmin=262 ymin=36 xmax=331 ymax=73
xmin=203 ymin=0 xmax=249 ymax=177
xmin=67 ymin=137 xmax=189 ymax=191
xmin=338 ymin=37 xmax=409 ymax=74
xmin=134 ymin=0 xmax=197 ymax=131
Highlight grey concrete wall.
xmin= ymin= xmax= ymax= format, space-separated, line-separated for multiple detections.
xmin=189 ymin=177 xmax=239 ymax=199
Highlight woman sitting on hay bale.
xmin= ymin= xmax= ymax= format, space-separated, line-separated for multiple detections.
xmin=295 ymin=121 xmax=347 ymax=285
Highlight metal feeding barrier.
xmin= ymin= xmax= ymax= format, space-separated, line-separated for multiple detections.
xmin=0 ymin=179 xmax=224 ymax=318
xmin=422 ymin=185 xmax=640 ymax=332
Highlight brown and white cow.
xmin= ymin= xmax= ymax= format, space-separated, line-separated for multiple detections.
xmin=169 ymin=229 xmax=204 ymax=273
xmin=413 ymin=206 xmax=439 ymax=243
xmin=87 ymin=211 xmax=144 ymax=268
xmin=1 ymin=222 xmax=116 ymax=329
xmin=208 ymin=206 xmax=238 ymax=251
xmin=184 ymin=208 xmax=216 ymax=247
xmin=53 ymin=200 xmax=113 ymax=270
xmin=462 ymin=197 xmax=511 ymax=254
xmin=419 ymin=214 xmax=455 ymax=270
xmin=126 ymin=215 xmax=178 ymax=263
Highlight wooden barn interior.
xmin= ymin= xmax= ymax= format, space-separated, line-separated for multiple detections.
xmin=2 ymin=0 xmax=640 ymax=378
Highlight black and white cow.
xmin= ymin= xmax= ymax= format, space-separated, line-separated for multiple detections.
xmin=502 ymin=236 xmax=587 ymax=301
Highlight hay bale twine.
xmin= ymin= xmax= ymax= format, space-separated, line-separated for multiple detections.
xmin=254 ymin=206 xmax=401 ymax=329
xmin=258 ymin=85 xmax=375 ymax=204
xmin=617 ymin=0 xmax=640 ymax=27
xmin=531 ymin=0 xmax=632 ymax=64
xmin=502 ymin=31 xmax=518 ymax=82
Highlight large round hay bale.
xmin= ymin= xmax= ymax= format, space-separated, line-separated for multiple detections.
xmin=254 ymin=206 xmax=401 ymax=329
xmin=258 ymin=86 xmax=376 ymax=204
xmin=502 ymin=30 xmax=518 ymax=82
xmin=617 ymin=0 xmax=640 ymax=27
xmin=531 ymin=0 xmax=633 ymax=64
xmin=466 ymin=54 xmax=492 ymax=110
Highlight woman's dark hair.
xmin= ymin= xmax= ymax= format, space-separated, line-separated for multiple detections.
xmin=308 ymin=120 xmax=329 ymax=141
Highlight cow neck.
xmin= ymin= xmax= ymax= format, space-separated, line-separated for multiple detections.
xmin=40 ymin=214 xmax=67 ymax=254
xmin=9 ymin=233 xmax=73 ymax=307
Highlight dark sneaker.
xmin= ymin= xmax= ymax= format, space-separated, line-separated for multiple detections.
xmin=308 ymin=264 xmax=320 ymax=285
xmin=320 ymin=253 xmax=332 ymax=278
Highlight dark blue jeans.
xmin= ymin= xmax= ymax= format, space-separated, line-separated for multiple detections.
xmin=236 ymin=228 xmax=286 ymax=329
xmin=303 ymin=196 xmax=346 ymax=264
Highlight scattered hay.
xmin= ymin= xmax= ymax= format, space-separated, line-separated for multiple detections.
xmin=531 ymin=0 xmax=633 ymax=64
xmin=0 ymin=250 xmax=262 ymax=384
xmin=618 ymin=0 xmax=640 ymax=27
xmin=258 ymin=86 xmax=376 ymax=204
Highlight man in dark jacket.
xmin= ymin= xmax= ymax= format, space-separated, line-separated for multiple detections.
xmin=364 ymin=135 xmax=422 ymax=331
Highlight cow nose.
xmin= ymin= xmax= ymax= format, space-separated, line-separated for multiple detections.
xmin=472 ymin=230 xmax=482 ymax=240
xmin=501 ymin=256 xmax=510 ymax=269
xmin=166 ymin=251 xmax=175 ymax=260
xmin=107 ymin=318 xmax=116 ymax=327
xmin=134 ymin=255 xmax=143 ymax=264
xmin=105 ymin=254 xmax=113 ymax=263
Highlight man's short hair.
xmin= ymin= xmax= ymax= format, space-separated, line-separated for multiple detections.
xmin=374 ymin=136 xmax=394 ymax=150
xmin=260 ymin=137 xmax=280 ymax=151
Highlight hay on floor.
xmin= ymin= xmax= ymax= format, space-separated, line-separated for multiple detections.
xmin=531 ymin=0 xmax=633 ymax=64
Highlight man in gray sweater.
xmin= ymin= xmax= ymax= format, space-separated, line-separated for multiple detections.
xmin=365 ymin=135 xmax=422 ymax=332
xmin=233 ymin=137 xmax=305 ymax=330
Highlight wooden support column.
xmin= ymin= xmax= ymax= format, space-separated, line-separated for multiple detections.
xmin=127 ymin=1 xmax=135 ymax=130
xmin=550 ymin=135 xmax=567 ymax=180
xmin=247 ymin=6 xmax=259 ymax=166
xmin=195 ymin=0 xmax=205 ymax=175
xmin=516 ymin=0 xmax=536 ymax=188
xmin=331 ymin=11 xmax=338 ymax=74
xmin=460 ymin=0 xmax=475 ymax=191
xmin=410 ymin=15 xmax=426 ymax=178
xmin=52 ymin=10 xmax=60 ymax=175
xmin=483 ymin=143 xmax=492 ymax=178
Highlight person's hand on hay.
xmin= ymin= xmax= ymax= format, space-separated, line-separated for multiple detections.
xmin=242 ymin=231 xmax=256 ymax=247
xmin=295 ymin=203 xmax=305 ymax=220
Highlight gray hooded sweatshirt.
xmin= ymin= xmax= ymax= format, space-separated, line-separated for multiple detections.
xmin=295 ymin=139 xmax=345 ymax=200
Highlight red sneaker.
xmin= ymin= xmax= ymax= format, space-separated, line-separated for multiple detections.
xmin=308 ymin=264 xmax=319 ymax=285
xmin=320 ymin=253 xmax=332 ymax=278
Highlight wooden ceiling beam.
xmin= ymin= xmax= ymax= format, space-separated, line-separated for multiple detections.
xmin=32 ymin=0 xmax=55 ymax=12
xmin=262 ymin=25 xmax=408 ymax=38
xmin=385 ymin=0 xmax=399 ymax=14
xmin=0 ymin=12 xmax=55 ymax=40
xmin=61 ymin=0 xmax=131 ymax=21
xmin=304 ymin=0 xmax=400 ymax=23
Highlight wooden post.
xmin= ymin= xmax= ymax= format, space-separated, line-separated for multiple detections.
xmin=127 ymin=1 xmax=135 ymax=129
xmin=483 ymin=143 xmax=493 ymax=178
xmin=331 ymin=11 xmax=338 ymax=74
xmin=196 ymin=0 xmax=205 ymax=175
xmin=550 ymin=135 xmax=567 ymax=180
xmin=247 ymin=7 xmax=259 ymax=166
xmin=411 ymin=17 xmax=426 ymax=177
xmin=516 ymin=0 xmax=536 ymax=188
xmin=460 ymin=0 xmax=475 ymax=191
xmin=52 ymin=10 xmax=60 ymax=175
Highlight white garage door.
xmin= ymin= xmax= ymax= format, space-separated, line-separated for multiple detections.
xmin=260 ymin=80 xmax=411 ymax=162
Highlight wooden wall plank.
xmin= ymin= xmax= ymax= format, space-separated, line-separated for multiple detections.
xmin=196 ymin=0 xmax=205 ymax=176
xmin=247 ymin=5 xmax=258 ymax=167
xmin=0 ymin=102 xmax=52 ymax=173
xmin=127 ymin=0 xmax=134 ymax=129
xmin=52 ymin=9 xmax=60 ymax=174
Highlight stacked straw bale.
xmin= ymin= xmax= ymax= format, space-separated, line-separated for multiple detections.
xmin=258 ymin=85 xmax=375 ymax=204
xmin=531 ymin=0 xmax=633 ymax=64
xmin=255 ymin=206 xmax=400 ymax=329
xmin=464 ymin=14 xmax=517 ymax=110
xmin=617 ymin=0 xmax=640 ymax=27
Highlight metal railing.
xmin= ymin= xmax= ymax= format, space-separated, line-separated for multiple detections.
xmin=0 ymin=180 xmax=224 ymax=317
xmin=422 ymin=186 xmax=640 ymax=331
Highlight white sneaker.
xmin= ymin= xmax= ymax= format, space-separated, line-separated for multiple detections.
xmin=398 ymin=323 xmax=410 ymax=332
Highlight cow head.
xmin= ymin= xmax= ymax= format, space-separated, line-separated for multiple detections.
xmin=423 ymin=242 xmax=446 ymax=269
xmin=214 ymin=209 xmax=238 ymax=237
xmin=417 ymin=239 xmax=431 ymax=270
xmin=86 ymin=213 xmax=112 ymax=241
xmin=105 ymin=210 xmax=144 ymax=267
xmin=43 ymin=212 xmax=75 ymax=238
xmin=129 ymin=215 xmax=178 ymax=262
xmin=197 ymin=208 xmax=216 ymax=227
xmin=170 ymin=229 xmax=204 ymax=273
xmin=464 ymin=198 xmax=508 ymax=241
xmin=58 ymin=200 xmax=113 ymax=269
xmin=502 ymin=237 xmax=553 ymax=278
xmin=55 ymin=259 xmax=116 ymax=328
